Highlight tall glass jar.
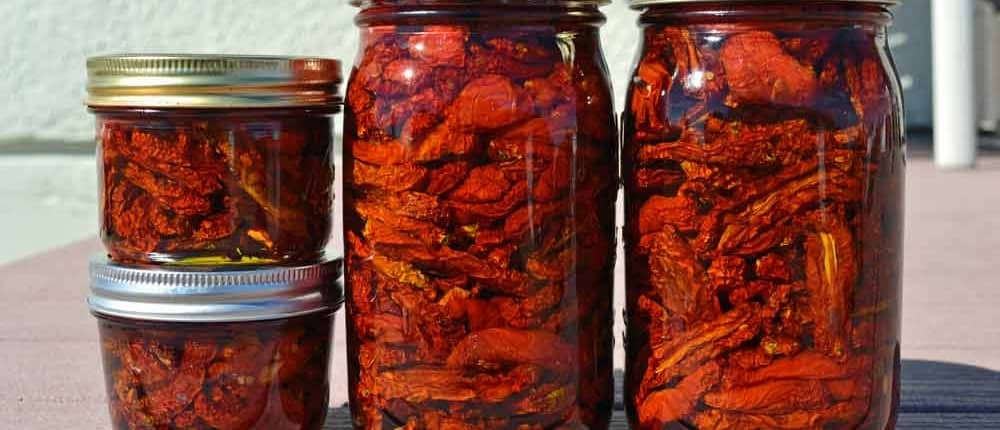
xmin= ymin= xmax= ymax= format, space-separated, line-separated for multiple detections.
xmin=622 ymin=1 xmax=904 ymax=429
xmin=87 ymin=55 xmax=341 ymax=266
xmin=343 ymin=1 xmax=618 ymax=428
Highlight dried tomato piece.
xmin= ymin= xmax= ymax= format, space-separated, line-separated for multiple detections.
xmin=755 ymin=253 xmax=794 ymax=282
xmin=408 ymin=26 xmax=468 ymax=67
xmin=704 ymin=379 xmax=830 ymax=415
xmin=708 ymin=256 xmax=748 ymax=291
xmin=639 ymin=227 xmax=718 ymax=321
xmin=450 ymin=75 xmax=535 ymax=131
xmin=468 ymin=38 xmax=556 ymax=80
xmin=638 ymin=194 xmax=701 ymax=234
xmin=353 ymin=161 xmax=429 ymax=192
xmin=638 ymin=118 xmax=820 ymax=168
xmin=488 ymin=118 xmax=564 ymax=162
xmin=524 ymin=65 xmax=573 ymax=112
xmin=721 ymin=31 xmax=819 ymax=107
xmin=447 ymin=165 xmax=511 ymax=203
xmin=423 ymin=160 xmax=470 ymax=195
xmin=638 ymin=361 xmax=721 ymax=427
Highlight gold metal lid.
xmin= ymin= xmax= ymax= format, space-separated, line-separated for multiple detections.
xmin=86 ymin=54 xmax=342 ymax=109
xmin=629 ymin=0 xmax=899 ymax=9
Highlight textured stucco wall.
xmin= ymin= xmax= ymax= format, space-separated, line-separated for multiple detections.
xmin=0 ymin=0 xmax=639 ymax=142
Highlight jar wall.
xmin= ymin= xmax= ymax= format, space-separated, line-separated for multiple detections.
xmin=97 ymin=313 xmax=333 ymax=430
xmin=95 ymin=109 xmax=335 ymax=266
xmin=622 ymin=4 xmax=904 ymax=429
xmin=343 ymin=5 xmax=618 ymax=428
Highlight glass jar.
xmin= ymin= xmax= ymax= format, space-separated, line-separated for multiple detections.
xmin=622 ymin=1 xmax=904 ymax=429
xmin=343 ymin=1 xmax=618 ymax=428
xmin=88 ymin=258 xmax=343 ymax=430
xmin=87 ymin=55 xmax=341 ymax=266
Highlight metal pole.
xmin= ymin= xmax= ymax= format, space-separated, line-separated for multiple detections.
xmin=932 ymin=0 xmax=978 ymax=169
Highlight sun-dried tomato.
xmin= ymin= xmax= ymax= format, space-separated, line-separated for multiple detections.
xmin=97 ymin=314 xmax=331 ymax=430
xmin=721 ymin=31 xmax=819 ymax=108
xmin=96 ymin=113 xmax=334 ymax=265
xmin=344 ymin=6 xmax=616 ymax=428
xmin=624 ymin=3 xmax=904 ymax=429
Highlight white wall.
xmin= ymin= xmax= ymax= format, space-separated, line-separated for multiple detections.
xmin=0 ymin=0 xmax=639 ymax=142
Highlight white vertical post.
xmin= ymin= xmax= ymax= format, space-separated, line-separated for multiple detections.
xmin=932 ymin=0 xmax=978 ymax=169
xmin=975 ymin=0 xmax=997 ymax=132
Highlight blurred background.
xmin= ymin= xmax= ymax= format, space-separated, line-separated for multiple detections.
xmin=1 ymin=0 xmax=999 ymax=427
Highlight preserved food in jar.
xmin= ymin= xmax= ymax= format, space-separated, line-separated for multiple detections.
xmin=98 ymin=315 xmax=332 ymax=430
xmin=622 ymin=1 xmax=904 ymax=429
xmin=87 ymin=55 xmax=341 ymax=265
xmin=96 ymin=112 xmax=334 ymax=265
xmin=89 ymin=258 xmax=343 ymax=430
xmin=343 ymin=1 xmax=618 ymax=428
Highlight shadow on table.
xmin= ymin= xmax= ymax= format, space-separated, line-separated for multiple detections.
xmin=324 ymin=359 xmax=1000 ymax=429
xmin=901 ymin=359 xmax=1000 ymax=410
xmin=900 ymin=359 xmax=1000 ymax=428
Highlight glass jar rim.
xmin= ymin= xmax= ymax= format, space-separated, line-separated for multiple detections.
xmin=629 ymin=0 xmax=899 ymax=9
xmin=86 ymin=54 xmax=343 ymax=109
xmin=351 ymin=0 xmax=611 ymax=7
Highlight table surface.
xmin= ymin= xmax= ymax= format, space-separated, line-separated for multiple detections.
xmin=2 ymin=154 xmax=1000 ymax=429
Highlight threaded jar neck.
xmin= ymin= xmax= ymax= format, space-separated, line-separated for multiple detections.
xmin=636 ymin=1 xmax=893 ymax=27
xmin=354 ymin=1 xmax=608 ymax=26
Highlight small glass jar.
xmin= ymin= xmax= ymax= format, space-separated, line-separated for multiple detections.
xmin=87 ymin=55 xmax=341 ymax=266
xmin=343 ymin=1 xmax=618 ymax=428
xmin=88 ymin=258 xmax=343 ymax=430
xmin=622 ymin=1 xmax=904 ymax=429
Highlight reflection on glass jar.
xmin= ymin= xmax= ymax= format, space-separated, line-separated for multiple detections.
xmin=343 ymin=1 xmax=618 ymax=428
xmin=622 ymin=1 xmax=905 ymax=429
xmin=87 ymin=55 xmax=341 ymax=266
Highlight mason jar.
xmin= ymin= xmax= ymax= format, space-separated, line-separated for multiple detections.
xmin=342 ymin=1 xmax=619 ymax=428
xmin=87 ymin=55 xmax=341 ymax=266
xmin=621 ymin=1 xmax=905 ymax=428
xmin=89 ymin=258 xmax=343 ymax=430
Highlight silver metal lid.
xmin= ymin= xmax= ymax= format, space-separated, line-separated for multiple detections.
xmin=88 ymin=257 xmax=343 ymax=323
xmin=629 ymin=0 xmax=899 ymax=9
xmin=86 ymin=54 xmax=342 ymax=109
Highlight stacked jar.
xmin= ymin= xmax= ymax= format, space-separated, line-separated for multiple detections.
xmin=86 ymin=55 xmax=345 ymax=430
xmin=341 ymin=1 xmax=619 ymax=428
xmin=622 ymin=1 xmax=904 ymax=429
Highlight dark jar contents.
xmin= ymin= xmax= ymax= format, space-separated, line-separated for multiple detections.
xmin=343 ymin=1 xmax=618 ymax=428
xmin=95 ymin=111 xmax=335 ymax=265
xmin=622 ymin=1 xmax=904 ymax=429
xmin=87 ymin=55 xmax=341 ymax=266
xmin=97 ymin=313 xmax=333 ymax=430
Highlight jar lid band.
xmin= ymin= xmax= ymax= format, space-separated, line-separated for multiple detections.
xmin=86 ymin=54 xmax=342 ymax=109
xmin=88 ymin=257 xmax=343 ymax=323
